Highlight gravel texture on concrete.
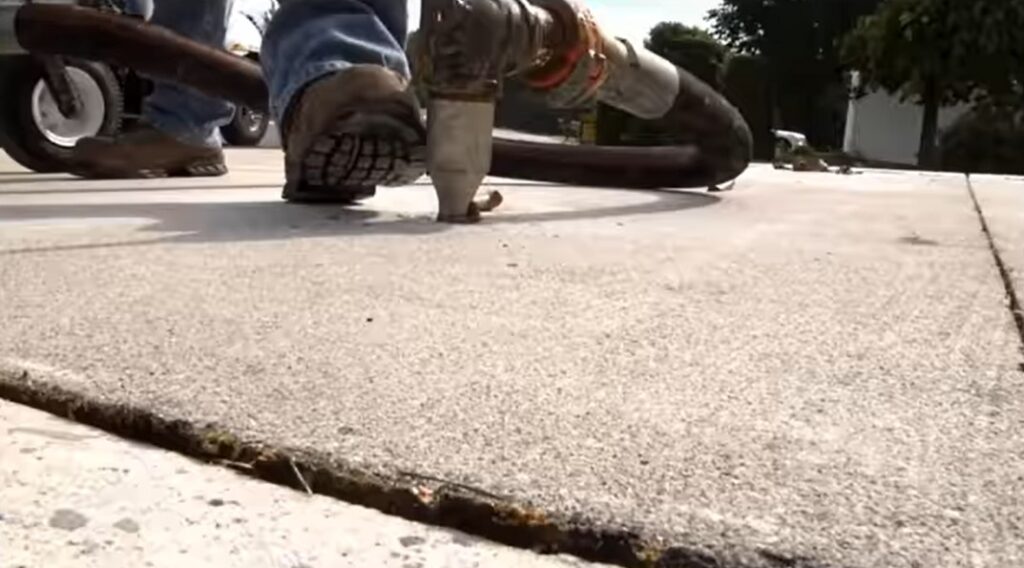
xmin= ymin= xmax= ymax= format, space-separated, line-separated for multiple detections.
xmin=0 ymin=398 xmax=607 ymax=568
xmin=969 ymin=175 xmax=1024 ymax=359
xmin=1 ymin=153 xmax=1023 ymax=567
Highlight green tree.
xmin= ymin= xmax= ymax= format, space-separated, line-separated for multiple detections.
xmin=940 ymin=103 xmax=1024 ymax=175
xmin=842 ymin=0 xmax=1024 ymax=168
xmin=645 ymin=23 xmax=728 ymax=90
xmin=723 ymin=55 xmax=775 ymax=160
xmin=646 ymin=24 xmax=776 ymax=158
xmin=708 ymin=0 xmax=882 ymax=146
xmin=599 ymin=23 xmax=729 ymax=146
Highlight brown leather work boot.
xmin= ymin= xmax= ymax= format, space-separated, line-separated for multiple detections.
xmin=280 ymin=65 xmax=426 ymax=204
xmin=71 ymin=124 xmax=227 ymax=179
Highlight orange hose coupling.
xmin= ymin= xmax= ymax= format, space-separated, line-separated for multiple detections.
xmin=523 ymin=0 xmax=610 ymax=107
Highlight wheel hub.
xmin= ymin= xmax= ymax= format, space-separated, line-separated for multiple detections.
xmin=31 ymin=66 xmax=107 ymax=148
xmin=240 ymin=107 xmax=264 ymax=133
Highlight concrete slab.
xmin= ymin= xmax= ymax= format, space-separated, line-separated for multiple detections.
xmin=0 ymin=398 xmax=606 ymax=568
xmin=1 ymin=152 xmax=1023 ymax=568
xmin=969 ymin=174 xmax=1024 ymax=346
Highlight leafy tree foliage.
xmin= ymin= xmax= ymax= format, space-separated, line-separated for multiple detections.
xmin=645 ymin=23 xmax=728 ymax=90
xmin=599 ymin=23 xmax=776 ymax=157
xmin=708 ymin=0 xmax=882 ymax=147
xmin=842 ymin=0 xmax=1024 ymax=167
xmin=599 ymin=24 xmax=730 ymax=146
xmin=723 ymin=54 xmax=775 ymax=160
xmin=940 ymin=104 xmax=1024 ymax=175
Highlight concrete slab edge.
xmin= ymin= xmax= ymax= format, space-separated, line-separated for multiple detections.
xmin=966 ymin=176 xmax=1024 ymax=373
xmin=0 ymin=363 xmax=836 ymax=568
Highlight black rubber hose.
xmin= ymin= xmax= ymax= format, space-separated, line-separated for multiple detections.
xmin=15 ymin=4 xmax=267 ymax=110
xmin=15 ymin=3 xmax=749 ymax=189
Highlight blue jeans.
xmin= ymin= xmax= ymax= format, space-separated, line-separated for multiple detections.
xmin=126 ymin=0 xmax=411 ymax=149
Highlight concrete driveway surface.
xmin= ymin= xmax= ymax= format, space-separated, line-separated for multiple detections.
xmin=969 ymin=174 xmax=1024 ymax=332
xmin=0 ymin=398 xmax=609 ymax=568
xmin=1 ymin=150 xmax=1022 ymax=568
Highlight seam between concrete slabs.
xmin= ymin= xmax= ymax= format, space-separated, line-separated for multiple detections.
xmin=0 ymin=365 xmax=838 ymax=568
xmin=965 ymin=175 xmax=1024 ymax=372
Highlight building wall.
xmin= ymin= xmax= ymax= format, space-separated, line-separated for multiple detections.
xmin=843 ymin=85 xmax=969 ymax=165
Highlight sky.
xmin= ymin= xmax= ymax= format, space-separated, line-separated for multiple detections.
xmin=407 ymin=0 xmax=719 ymax=45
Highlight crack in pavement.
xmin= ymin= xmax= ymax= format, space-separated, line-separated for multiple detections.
xmin=966 ymin=175 xmax=1024 ymax=372
xmin=0 ymin=367 xmax=829 ymax=568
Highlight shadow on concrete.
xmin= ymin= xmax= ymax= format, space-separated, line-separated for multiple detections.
xmin=0 ymin=174 xmax=79 ymax=184
xmin=0 ymin=183 xmax=284 ymax=195
xmin=2 ymin=179 xmax=601 ymax=194
xmin=0 ymin=189 xmax=718 ymax=256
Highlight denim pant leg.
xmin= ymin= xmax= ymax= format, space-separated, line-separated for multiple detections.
xmin=142 ymin=0 xmax=237 ymax=148
xmin=262 ymin=0 xmax=410 ymax=124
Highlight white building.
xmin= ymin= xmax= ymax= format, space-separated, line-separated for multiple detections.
xmin=843 ymin=73 xmax=969 ymax=166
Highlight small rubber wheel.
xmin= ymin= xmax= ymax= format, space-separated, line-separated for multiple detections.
xmin=0 ymin=57 xmax=123 ymax=173
xmin=220 ymin=104 xmax=270 ymax=147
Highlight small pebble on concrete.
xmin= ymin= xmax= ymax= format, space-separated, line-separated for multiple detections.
xmin=49 ymin=509 xmax=88 ymax=531
xmin=113 ymin=518 xmax=141 ymax=534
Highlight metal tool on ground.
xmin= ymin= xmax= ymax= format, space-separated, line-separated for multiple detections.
xmin=2 ymin=0 xmax=752 ymax=222
xmin=417 ymin=0 xmax=751 ymax=221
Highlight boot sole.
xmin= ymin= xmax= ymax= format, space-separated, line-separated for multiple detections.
xmin=282 ymin=183 xmax=377 ymax=205
xmin=300 ymin=113 xmax=426 ymax=192
xmin=70 ymin=160 xmax=228 ymax=180
xmin=146 ymin=161 xmax=229 ymax=178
